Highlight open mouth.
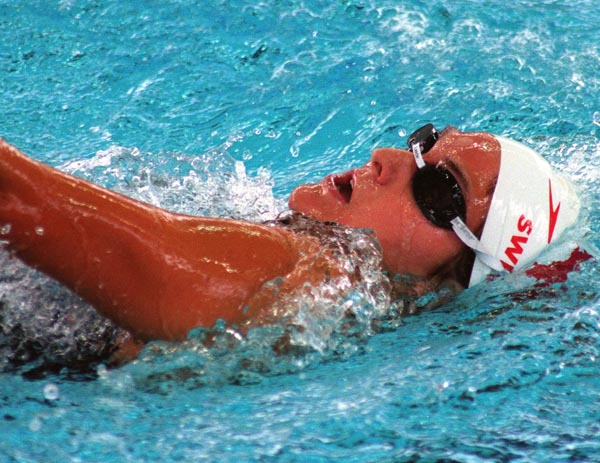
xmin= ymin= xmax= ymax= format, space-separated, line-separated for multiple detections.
xmin=331 ymin=171 xmax=354 ymax=203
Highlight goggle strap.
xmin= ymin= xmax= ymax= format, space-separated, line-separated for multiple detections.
xmin=450 ymin=217 xmax=504 ymax=272
xmin=411 ymin=142 xmax=426 ymax=169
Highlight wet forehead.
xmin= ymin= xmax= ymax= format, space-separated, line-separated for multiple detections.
xmin=426 ymin=128 xmax=501 ymax=232
xmin=429 ymin=129 xmax=501 ymax=188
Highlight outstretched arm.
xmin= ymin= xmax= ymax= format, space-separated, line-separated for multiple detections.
xmin=0 ymin=139 xmax=309 ymax=341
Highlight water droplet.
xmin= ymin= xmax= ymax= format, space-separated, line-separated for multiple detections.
xmin=29 ymin=416 xmax=42 ymax=432
xmin=35 ymin=226 xmax=45 ymax=236
xmin=43 ymin=383 xmax=60 ymax=401
xmin=191 ymin=157 xmax=204 ymax=170
xmin=0 ymin=223 xmax=11 ymax=235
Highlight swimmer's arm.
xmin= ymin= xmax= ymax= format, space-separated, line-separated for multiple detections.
xmin=0 ymin=139 xmax=313 ymax=341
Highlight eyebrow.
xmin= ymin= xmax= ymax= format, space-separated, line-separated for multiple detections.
xmin=444 ymin=158 xmax=498 ymax=202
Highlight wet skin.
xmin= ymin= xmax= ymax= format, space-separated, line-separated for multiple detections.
xmin=289 ymin=128 xmax=501 ymax=277
xmin=0 ymin=128 xmax=500 ymax=343
xmin=0 ymin=140 xmax=310 ymax=341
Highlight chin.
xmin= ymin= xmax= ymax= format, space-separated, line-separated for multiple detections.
xmin=288 ymin=186 xmax=326 ymax=220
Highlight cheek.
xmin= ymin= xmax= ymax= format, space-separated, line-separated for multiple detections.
xmin=382 ymin=221 xmax=463 ymax=276
xmin=407 ymin=227 xmax=463 ymax=274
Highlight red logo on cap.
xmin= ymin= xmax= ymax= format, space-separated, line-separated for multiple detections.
xmin=548 ymin=179 xmax=560 ymax=244
xmin=500 ymin=214 xmax=533 ymax=271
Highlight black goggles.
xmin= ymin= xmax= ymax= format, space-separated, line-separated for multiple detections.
xmin=407 ymin=124 xmax=466 ymax=230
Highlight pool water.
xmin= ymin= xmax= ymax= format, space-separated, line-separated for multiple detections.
xmin=2 ymin=0 xmax=600 ymax=461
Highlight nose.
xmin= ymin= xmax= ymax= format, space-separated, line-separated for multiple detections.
xmin=370 ymin=148 xmax=416 ymax=186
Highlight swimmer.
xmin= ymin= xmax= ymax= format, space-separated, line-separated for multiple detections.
xmin=0 ymin=125 xmax=583 ymax=346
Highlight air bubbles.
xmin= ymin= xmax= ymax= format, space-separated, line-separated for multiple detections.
xmin=226 ymin=131 xmax=245 ymax=147
xmin=43 ymin=383 xmax=60 ymax=401
xmin=190 ymin=157 xmax=204 ymax=171
xmin=29 ymin=416 xmax=42 ymax=432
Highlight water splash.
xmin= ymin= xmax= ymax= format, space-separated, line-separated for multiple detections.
xmin=62 ymin=143 xmax=285 ymax=222
xmin=2 ymin=146 xmax=398 ymax=387
xmin=0 ymin=252 xmax=123 ymax=376
xmin=110 ymin=215 xmax=396 ymax=392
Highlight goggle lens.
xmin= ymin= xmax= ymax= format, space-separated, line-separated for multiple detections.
xmin=407 ymin=124 xmax=466 ymax=230
xmin=407 ymin=124 xmax=504 ymax=276
xmin=412 ymin=165 xmax=466 ymax=229
xmin=408 ymin=123 xmax=439 ymax=155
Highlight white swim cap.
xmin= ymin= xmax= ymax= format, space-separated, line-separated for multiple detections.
xmin=467 ymin=136 xmax=580 ymax=287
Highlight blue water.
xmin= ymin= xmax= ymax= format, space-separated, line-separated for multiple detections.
xmin=2 ymin=0 xmax=600 ymax=461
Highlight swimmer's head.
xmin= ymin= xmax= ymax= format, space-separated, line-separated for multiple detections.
xmin=288 ymin=125 xmax=580 ymax=287
xmin=289 ymin=127 xmax=500 ymax=282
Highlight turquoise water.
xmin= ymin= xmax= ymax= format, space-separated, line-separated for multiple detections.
xmin=2 ymin=0 xmax=600 ymax=461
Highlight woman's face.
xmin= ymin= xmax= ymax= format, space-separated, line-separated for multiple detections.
xmin=288 ymin=127 xmax=501 ymax=277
